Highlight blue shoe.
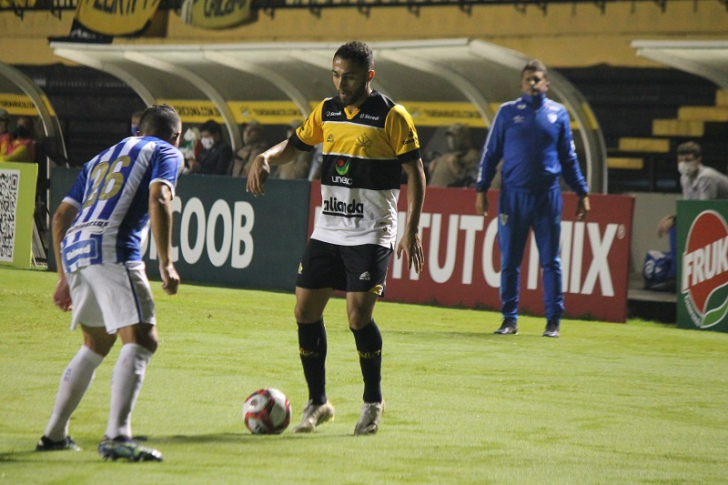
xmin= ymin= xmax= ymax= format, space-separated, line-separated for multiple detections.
xmin=98 ymin=436 xmax=163 ymax=462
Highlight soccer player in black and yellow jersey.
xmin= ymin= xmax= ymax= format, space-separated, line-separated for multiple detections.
xmin=247 ymin=41 xmax=426 ymax=436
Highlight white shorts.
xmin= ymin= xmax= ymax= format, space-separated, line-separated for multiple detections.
xmin=67 ymin=261 xmax=156 ymax=333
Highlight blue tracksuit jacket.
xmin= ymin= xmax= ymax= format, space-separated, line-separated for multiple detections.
xmin=476 ymin=93 xmax=589 ymax=321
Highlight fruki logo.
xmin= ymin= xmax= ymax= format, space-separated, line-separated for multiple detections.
xmin=681 ymin=210 xmax=728 ymax=329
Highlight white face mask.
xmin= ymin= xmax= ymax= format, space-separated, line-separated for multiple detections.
xmin=201 ymin=136 xmax=214 ymax=150
xmin=678 ymin=161 xmax=698 ymax=177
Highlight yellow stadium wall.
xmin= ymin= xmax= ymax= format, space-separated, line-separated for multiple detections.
xmin=1 ymin=2 xmax=727 ymax=67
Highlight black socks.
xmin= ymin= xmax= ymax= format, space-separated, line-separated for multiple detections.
xmin=297 ymin=319 xmax=327 ymax=405
xmin=351 ymin=320 xmax=383 ymax=403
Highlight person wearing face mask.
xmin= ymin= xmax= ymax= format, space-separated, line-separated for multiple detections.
xmin=130 ymin=110 xmax=144 ymax=137
xmin=188 ymin=119 xmax=233 ymax=175
xmin=428 ymin=123 xmax=481 ymax=187
xmin=229 ymin=120 xmax=269 ymax=177
xmin=656 ymin=141 xmax=728 ymax=282
xmin=475 ymin=60 xmax=590 ymax=338
xmin=0 ymin=116 xmax=35 ymax=162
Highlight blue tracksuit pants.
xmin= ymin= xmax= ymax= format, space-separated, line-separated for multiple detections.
xmin=498 ymin=187 xmax=564 ymax=322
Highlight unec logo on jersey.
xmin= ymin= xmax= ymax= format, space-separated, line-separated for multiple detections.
xmin=681 ymin=210 xmax=728 ymax=329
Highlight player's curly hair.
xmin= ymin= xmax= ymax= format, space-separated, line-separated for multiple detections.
xmin=334 ymin=41 xmax=373 ymax=70
xmin=139 ymin=104 xmax=181 ymax=141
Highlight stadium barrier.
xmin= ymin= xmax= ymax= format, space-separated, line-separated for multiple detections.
xmin=308 ymin=183 xmax=634 ymax=323
xmin=676 ymin=200 xmax=728 ymax=332
xmin=49 ymin=168 xmax=633 ymax=322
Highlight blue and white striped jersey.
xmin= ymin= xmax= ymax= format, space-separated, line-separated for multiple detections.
xmin=60 ymin=136 xmax=183 ymax=273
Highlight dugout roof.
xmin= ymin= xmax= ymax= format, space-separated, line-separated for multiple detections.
xmin=50 ymin=38 xmax=607 ymax=192
xmin=632 ymin=40 xmax=728 ymax=92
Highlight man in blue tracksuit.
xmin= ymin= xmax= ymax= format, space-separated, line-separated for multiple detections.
xmin=475 ymin=60 xmax=591 ymax=338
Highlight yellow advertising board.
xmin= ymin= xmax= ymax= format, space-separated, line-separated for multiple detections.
xmin=179 ymin=0 xmax=256 ymax=29
xmin=75 ymin=0 xmax=161 ymax=36
xmin=0 ymin=93 xmax=56 ymax=117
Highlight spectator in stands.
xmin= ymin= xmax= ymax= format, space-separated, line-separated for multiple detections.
xmin=188 ymin=119 xmax=233 ymax=175
xmin=657 ymin=141 xmax=728 ymax=282
xmin=475 ymin=59 xmax=590 ymax=339
xmin=230 ymin=120 xmax=268 ymax=177
xmin=0 ymin=116 xmax=36 ymax=162
xmin=130 ymin=110 xmax=144 ymax=136
xmin=428 ymin=123 xmax=480 ymax=187
xmin=0 ymin=109 xmax=11 ymax=155
xmin=271 ymin=120 xmax=312 ymax=180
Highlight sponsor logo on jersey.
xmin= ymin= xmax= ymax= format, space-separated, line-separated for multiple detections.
xmin=326 ymin=134 xmax=334 ymax=143
xmin=401 ymin=128 xmax=418 ymax=147
xmin=63 ymin=239 xmax=99 ymax=267
xmin=322 ymin=197 xmax=364 ymax=218
xmin=681 ymin=210 xmax=728 ymax=329
xmin=326 ymin=110 xmax=342 ymax=117
xmin=356 ymin=134 xmax=372 ymax=149
xmin=359 ymin=271 xmax=371 ymax=281
xmin=514 ymin=115 xmax=524 ymax=124
xmin=67 ymin=220 xmax=109 ymax=235
xmin=335 ymin=159 xmax=350 ymax=175
xmin=361 ymin=113 xmax=380 ymax=121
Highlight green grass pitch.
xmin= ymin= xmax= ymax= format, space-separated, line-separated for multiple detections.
xmin=1 ymin=266 xmax=727 ymax=483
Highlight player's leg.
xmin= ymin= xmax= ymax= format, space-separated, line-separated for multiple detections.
xmin=291 ymin=239 xmax=340 ymax=433
xmin=37 ymin=270 xmax=113 ymax=452
xmin=495 ymin=190 xmax=532 ymax=334
xmin=533 ymin=188 xmax=564 ymax=337
xmin=343 ymin=244 xmax=391 ymax=435
xmin=93 ymin=262 xmax=163 ymax=461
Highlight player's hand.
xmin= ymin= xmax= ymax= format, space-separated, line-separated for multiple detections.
xmin=475 ymin=191 xmax=489 ymax=217
xmin=160 ymin=263 xmax=180 ymax=295
xmin=576 ymin=195 xmax=590 ymax=221
xmin=397 ymin=230 xmax=424 ymax=274
xmin=657 ymin=215 xmax=676 ymax=238
xmin=246 ymin=155 xmax=270 ymax=196
xmin=53 ymin=277 xmax=73 ymax=312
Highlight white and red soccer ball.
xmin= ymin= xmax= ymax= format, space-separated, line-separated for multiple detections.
xmin=242 ymin=388 xmax=291 ymax=434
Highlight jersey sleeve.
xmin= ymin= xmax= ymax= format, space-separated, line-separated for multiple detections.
xmin=475 ymin=106 xmax=505 ymax=192
xmin=557 ymin=110 xmax=589 ymax=196
xmin=385 ymin=104 xmax=421 ymax=162
xmin=150 ymin=142 xmax=183 ymax=198
xmin=62 ymin=164 xmax=89 ymax=209
xmin=289 ymin=100 xmax=325 ymax=152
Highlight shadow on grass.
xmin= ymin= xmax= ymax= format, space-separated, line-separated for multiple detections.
xmin=160 ymin=431 xmax=358 ymax=444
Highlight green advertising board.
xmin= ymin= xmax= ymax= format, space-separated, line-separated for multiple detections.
xmin=49 ymin=168 xmax=310 ymax=292
xmin=676 ymin=200 xmax=728 ymax=332
xmin=0 ymin=162 xmax=37 ymax=269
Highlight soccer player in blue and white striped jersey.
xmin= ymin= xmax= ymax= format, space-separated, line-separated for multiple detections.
xmin=37 ymin=104 xmax=183 ymax=462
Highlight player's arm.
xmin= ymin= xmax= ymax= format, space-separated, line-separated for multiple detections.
xmin=475 ymin=107 xmax=505 ymax=217
xmin=52 ymin=201 xmax=78 ymax=312
xmin=149 ymin=181 xmax=180 ymax=295
xmin=398 ymin=158 xmax=426 ymax=273
xmin=246 ymin=140 xmax=303 ymax=196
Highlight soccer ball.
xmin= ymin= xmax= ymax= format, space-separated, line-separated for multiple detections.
xmin=242 ymin=388 xmax=292 ymax=434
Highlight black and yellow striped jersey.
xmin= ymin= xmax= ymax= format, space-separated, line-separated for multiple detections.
xmin=290 ymin=91 xmax=421 ymax=248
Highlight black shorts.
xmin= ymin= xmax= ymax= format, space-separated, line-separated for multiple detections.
xmin=296 ymin=239 xmax=393 ymax=296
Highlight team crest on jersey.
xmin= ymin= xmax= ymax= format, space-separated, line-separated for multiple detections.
xmin=500 ymin=213 xmax=508 ymax=226
xmin=547 ymin=113 xmax=558 ymax=124
xmin=356 ymin=134 xmax=372 ymax=149
xmin=514 ymin=116 xmax=524 ymax=124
